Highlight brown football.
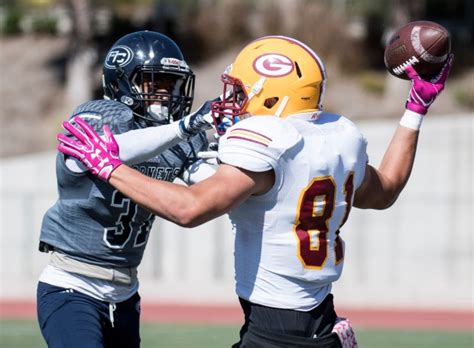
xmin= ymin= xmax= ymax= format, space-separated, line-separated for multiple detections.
xmin=384 ymin=20 xmax=451 ymax=80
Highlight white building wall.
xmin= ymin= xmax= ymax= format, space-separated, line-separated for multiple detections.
xmin=1 ymin=115 xmax=472 ymax=310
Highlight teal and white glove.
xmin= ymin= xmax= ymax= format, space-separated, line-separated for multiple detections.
xmin=178 ymin=98 xmax=217 ymax=139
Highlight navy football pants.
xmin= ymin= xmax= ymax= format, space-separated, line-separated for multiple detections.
xmin=37 ymin=282 xmax=140 ymax=348
xmin=233 ymin=294 xmax=342 ymax=347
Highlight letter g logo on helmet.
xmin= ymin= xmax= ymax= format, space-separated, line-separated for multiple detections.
xmin=104 ymin=46 xmax=134 ymax=69
xmin=253 ymin=54 xmax=294 ymax=77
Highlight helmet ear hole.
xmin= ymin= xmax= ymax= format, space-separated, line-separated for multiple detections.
xmin=295 ymin=62 xmax=302 ymax=78
xmin=107 ymin=81 xmax=120 ymax=98
xmin=112 ymin=82 xmax=119 ymax=93
xmin=264 ymin=97 xmax=279 ymax=109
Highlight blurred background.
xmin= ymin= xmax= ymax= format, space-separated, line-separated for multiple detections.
xmin=0 ymin=0 xmax=473 ymax=346
xmin=0 ymin=0 xmax=473 ymax=157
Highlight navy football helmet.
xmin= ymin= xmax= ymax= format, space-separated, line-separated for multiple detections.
xmin=102 ymin=31 xmax=195 ymax=124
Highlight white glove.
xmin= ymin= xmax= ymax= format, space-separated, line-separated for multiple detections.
xmin=178 ymin=98 xmax=217 ymax=139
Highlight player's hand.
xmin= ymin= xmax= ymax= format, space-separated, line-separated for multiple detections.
xmin=178 ymin=98 xmax=219 ymax=139
xmin=57 ymin=116 xmax=122 ymax=181
xmin=332 ymin=317 xmax=358 ymax=348
xmin=404 ymin=54 xmax=453 ymax=115
xmin=214 ymin=115 xmax=234 ymax=136
xmin=197 ymin=141 xmax=219 ymax=162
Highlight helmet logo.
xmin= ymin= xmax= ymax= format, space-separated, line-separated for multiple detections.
xmin=161 ymin=57 xmax=190 ymax=71
xmin=105 ymin=46 xmax=134 ymax=69
xmin=253 ymin=54 xmax=294 ymax=77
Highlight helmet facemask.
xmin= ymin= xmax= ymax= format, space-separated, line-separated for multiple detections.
xmin=102 ymin=31 xmax=195 ymax=125
xmin=211 ymin=74 xmax=250 ymax=135
xmin=130 ymin=68 xmax=194 ymax=124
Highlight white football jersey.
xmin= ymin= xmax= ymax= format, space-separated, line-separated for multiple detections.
xmin=218 ymin=112 xmax=368 ymax=311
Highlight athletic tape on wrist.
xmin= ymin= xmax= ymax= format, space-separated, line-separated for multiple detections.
xmin=400 ymin=109 xmax=423 ymax=130
xmin=177 ymin=118 xmax=191 ymax=140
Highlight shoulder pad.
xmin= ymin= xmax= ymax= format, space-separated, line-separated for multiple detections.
xmin=70 ymin=99 xmax=134 ymax=134
xmin=218 ymin=116 xmax=301 ymax=172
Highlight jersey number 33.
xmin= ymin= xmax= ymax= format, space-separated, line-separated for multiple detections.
xmin=104 ymin=190 xmax=154 ymax=249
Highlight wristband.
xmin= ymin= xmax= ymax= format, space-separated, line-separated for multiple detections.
xmin=400 ymin=109 xmax=423 ymax=130
xmin=177 ymin=118 xmax=190 ymax=140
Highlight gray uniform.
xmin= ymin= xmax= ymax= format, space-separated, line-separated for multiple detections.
xmin=39 ymin=99 xmax=208 ymax=268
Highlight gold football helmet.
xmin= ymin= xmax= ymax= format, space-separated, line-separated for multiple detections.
xmin=212 ymin=36 xmax=326 ymax=134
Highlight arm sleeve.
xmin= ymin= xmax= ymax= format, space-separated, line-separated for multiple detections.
xmin=115 ymin=122 xmax=182 ymax=165
xmin=335 ymin=115 xmax=369 ymax=190
xmin=64 ymin=121 xmax=184 ymax=169
xmin=354 ymin=137 xmax=369 ymax=189
xmin=217 ymin=116 xmax=301 ymax=172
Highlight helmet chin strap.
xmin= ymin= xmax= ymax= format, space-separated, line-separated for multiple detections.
xmin=247 ymin=76 xmax=266 ymax=101
xmin=246 ymin=76 xmax=288 ymax=117
xmin=147 ymin=104 xmax=170 ymax=123
xmin=274 ymin=96 xmax=289 ymax=117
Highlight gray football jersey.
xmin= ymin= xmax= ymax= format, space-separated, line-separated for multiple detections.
xmin=40 ymin=100 xmax=208 ymax=268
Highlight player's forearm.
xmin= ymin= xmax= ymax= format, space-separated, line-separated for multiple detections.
xmin=356 ymin=53 xmax=452 ymax=209
xmin=115 ymin=122 xmax=182 ymax=165
xmin=109 ymin=165 xmax=202 ymax=226
xmin=375 ymin=125 xmax=419 ymax=207
xmin=354 ymin=124 xmax=419 ymax=210
xmin=109 ymin=164 xmax=259 ymax=227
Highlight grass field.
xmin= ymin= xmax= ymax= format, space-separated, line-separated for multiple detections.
xmin=1 ymin=319 xmax=473 ymax=348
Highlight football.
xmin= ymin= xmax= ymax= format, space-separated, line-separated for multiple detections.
xmin=384 ymin=20 xmax=451 ymax=80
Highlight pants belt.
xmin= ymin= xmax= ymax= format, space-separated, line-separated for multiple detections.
xmin=49 ymin=252 xmax=137 ymax=285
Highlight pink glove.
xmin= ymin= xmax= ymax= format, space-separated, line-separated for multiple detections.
xmin=405 ymin=54 xmax=453 ymax=115
xmin=57 ymin=116 xmax=122 ymax=181
xmin=332 ymin=317 xmax=358 ymax=348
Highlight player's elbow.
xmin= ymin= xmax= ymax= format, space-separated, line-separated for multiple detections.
xmin=378 ymin=179 xmax=407 ymax=209
xmin=355 ymin=168 xmax=406 ymax=209
xmin=373 ymin=194 xmax=399 ymax=210
xmin=175 ymin=215 xmax=200 ymax=228
xmin=354 ymin=196 xmax=394 ymax=210
xmin=170 ymin=204 xmax=205 ymax=228
xmin=354 ymin=186 xmax=401 ymax=210
xmin=167 ymin=210 xmax=193 ymax=227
